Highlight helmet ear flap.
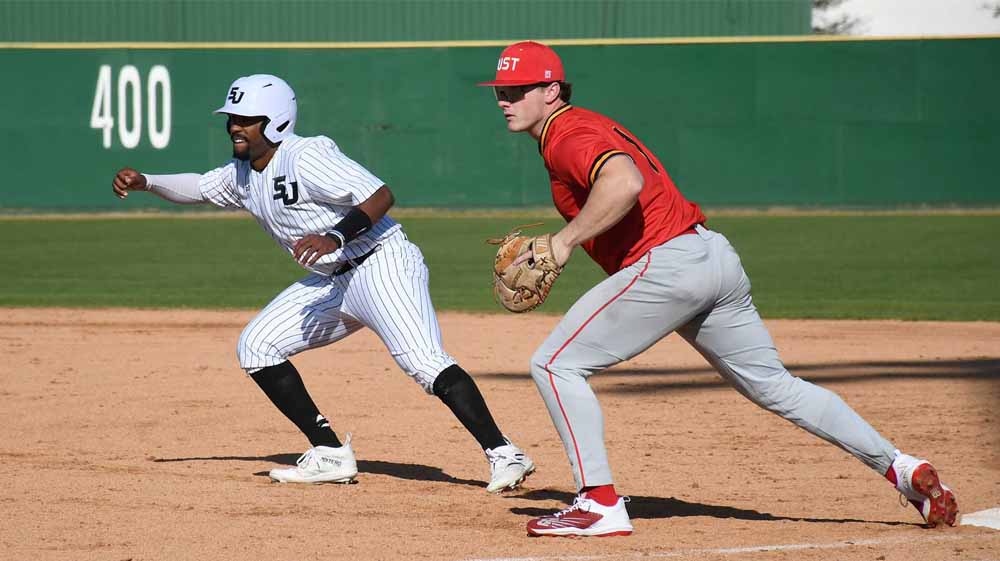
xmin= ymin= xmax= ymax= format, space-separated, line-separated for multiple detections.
xmin=260 ymin=117 xmax=278 ymax=145
xmin=261 ymin=109 xmax=295 ymax=143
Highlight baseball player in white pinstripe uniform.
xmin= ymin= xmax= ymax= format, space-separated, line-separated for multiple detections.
xmin=111 ymin=74 xmax=534 ymax=491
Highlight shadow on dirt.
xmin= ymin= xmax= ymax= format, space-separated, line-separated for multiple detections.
xmin=153 ymin=454 xmax=487 ymax=488
xmin=478 ymin=358 xmax=1000 ymax=394
xmin=507 ymin=488 xmax=914 ymax=527
xmin=152 ymin=456 xmax=916 ymax=525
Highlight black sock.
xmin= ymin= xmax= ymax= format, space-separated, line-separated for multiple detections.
xmin=433 ymin=365 xmax=506 ymax=450
xmin=250 ymin=361 xmax=342 ymax=448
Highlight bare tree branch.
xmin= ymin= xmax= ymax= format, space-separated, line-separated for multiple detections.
xmin=978 ymin=2 xmax=1000 ymax=17
xmin=814 ymin=0 xmax=848 ymax=9
xmin=812 ymin=0 xmax=863 ymax=35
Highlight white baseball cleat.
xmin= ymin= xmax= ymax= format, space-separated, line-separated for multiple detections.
xmin=269 ymin=434 xmax=358 ymax=484
xmin=485 ymin=438 xmax=535 ymax=493
xmin=527 ymin=495 xmax=633 ymax=537
xmin=888 ymin=451 xmax=959 ymax=527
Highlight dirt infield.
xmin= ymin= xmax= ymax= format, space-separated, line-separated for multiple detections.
xmin=2 ymin=309 xmax=998 ymax=561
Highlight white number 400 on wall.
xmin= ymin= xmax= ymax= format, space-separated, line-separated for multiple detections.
xmin=90 ymin=64 xmax=171 ymax=149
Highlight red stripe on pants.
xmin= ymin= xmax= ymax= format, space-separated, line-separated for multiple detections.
xmin=543 ymin=254 xmax=652 ymax=488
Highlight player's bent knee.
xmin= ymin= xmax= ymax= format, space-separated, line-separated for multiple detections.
xmin=392 ymin=350 xmax=453 ymax=394
xmin=531 ymin=349 xmax=602 ymax=385
xmin=237 ymin=345 xmax=285 ymax=372
xmin=236 ymin=330 xmax=287 ymax=372
xmin=529 ymin=348 xmax=554 ymax=384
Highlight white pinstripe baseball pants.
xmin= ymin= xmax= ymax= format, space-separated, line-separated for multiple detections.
xmin=237 ymin=235 xmax=456 ymax=393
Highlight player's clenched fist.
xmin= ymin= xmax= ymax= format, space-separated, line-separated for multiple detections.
xmin=112 ymin=167 xmax=148 ymax=199
xmin=293 ymin=234 xmax=341 ymax=267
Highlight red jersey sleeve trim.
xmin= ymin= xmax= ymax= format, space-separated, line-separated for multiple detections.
xmin=588 ymin=150 xmax=628 ymax=186
xmin=537 ymin=104 xmax=574 ymax=153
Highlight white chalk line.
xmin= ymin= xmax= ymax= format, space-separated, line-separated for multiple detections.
xmin=459 ymin=528 xmax=1000 ymax=561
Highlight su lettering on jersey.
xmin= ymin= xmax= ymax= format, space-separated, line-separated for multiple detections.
xmin=271 ymin=175 xmax=300 ymax=206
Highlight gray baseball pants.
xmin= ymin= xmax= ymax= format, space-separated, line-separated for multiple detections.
xmin=530 ymin=225 xmax=897 ymax=491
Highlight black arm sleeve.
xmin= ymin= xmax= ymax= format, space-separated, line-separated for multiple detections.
xmin=324 ymin=207 xmax=373 ymax=247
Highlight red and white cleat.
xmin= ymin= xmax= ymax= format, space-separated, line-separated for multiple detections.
xmin=527 ymin=495 xmax=633 ymax=537
xmin=887 ymin=452 xmax=959 ymax=527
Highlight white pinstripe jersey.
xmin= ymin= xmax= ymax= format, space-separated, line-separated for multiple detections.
xmin=198 ymin=134 xmax=402 ymax=276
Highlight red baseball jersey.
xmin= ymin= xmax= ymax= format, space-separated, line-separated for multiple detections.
xmin=539 ymin=105 xmax=707 ymax=275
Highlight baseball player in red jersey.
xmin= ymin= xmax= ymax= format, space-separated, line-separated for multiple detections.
xmin=479 ymin=41 xmax=959 ymax=537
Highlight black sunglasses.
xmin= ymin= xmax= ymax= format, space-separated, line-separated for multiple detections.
xmin=492 ymin=83 xmax=549 ymax=103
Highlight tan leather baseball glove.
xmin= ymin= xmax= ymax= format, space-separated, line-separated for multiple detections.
xmin=487 ymin=224 xmax=563 ymax=313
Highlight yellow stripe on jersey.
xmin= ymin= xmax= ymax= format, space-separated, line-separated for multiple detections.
xmin=589 ymin=150 xmax=627 ymax=186
xmin=538 ymin=105 xmax=574 ymax=154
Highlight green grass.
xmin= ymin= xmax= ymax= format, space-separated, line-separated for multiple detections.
xmin=1 ymin=214 xmax=998 ymax=320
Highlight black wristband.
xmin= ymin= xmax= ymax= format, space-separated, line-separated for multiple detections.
xmin=325 ymin=207 xmax=373 ymax=246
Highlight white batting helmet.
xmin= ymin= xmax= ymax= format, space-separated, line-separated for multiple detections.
xmin=215 ymin=74 xmax=297 ymax=143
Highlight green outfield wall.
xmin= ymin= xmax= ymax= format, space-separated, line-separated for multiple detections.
xmin=0 ymin=0 xmax=810 ymax=42
xmin=1 ymin=37 xmax=998 ymax=211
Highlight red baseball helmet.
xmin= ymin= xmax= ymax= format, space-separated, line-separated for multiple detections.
xmin=478 ymin=41 xmax=565 ymax=86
